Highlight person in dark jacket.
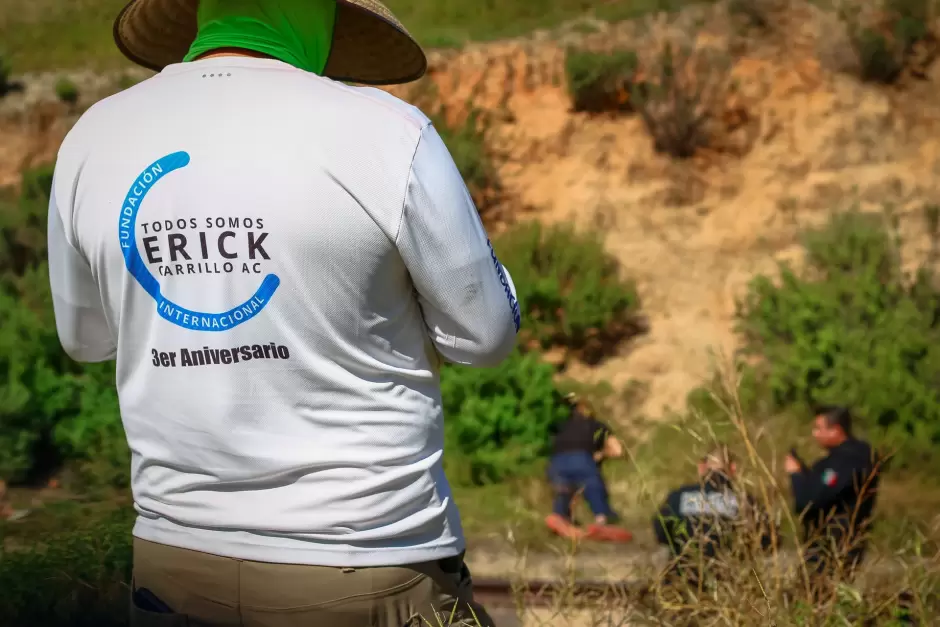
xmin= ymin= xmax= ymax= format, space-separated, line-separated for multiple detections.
xmin=653 ymin=445 xmax=773 ymax=584
xmin=544 ymin=394 xmax=633 ymax=542
xmin=785 ymin=406 xmax=883 ymax=585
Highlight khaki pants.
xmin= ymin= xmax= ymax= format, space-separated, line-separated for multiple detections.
xmin=130 ymin=538 xmax=496 ymax=627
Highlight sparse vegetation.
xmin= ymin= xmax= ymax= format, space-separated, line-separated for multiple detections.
xmin=727 ymin=0 xmax=776 ymax=30
xmin=564 ymin=48 xmax=639 ymax=113
xmin=842 ymin=0 xmax=937 ymax=83
xmin=631 ymin=42 xmax=733 ymax=158
xmin=54 ymin=76 xmax=79 ymax=105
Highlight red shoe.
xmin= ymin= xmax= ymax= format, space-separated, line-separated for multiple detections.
xmin=585 ymin=523 xmax=633 ymax=543
xmin=545 ymin=514 xmax=584 ymax=539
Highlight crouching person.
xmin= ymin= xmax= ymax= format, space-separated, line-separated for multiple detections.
xmin=653 ymin=446 xmax=773 ymax=587
xmin=544 ymin=394 xmax=633 ymax=543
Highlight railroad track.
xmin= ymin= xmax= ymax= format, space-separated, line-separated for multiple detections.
xmin=471 ymin=576 xmax=648 ymax=608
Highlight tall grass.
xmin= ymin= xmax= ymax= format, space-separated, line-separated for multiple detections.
xmin=497 ymin=363 xmax=940 ymax=626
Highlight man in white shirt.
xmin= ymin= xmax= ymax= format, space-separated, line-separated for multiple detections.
xmin=47 ymin=1 xmax=519 ymax=625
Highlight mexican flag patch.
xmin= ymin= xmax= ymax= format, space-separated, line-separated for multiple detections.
xmin=822 ymin=468 xmax=838 ymax=487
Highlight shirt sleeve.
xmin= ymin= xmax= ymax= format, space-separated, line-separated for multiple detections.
xmin=590 ymin=420 xmax=612 ymax=452
xmin=790 ymin=455 xmax=863 ymax=514
xmin=395 ymin=122 xmax=520 ymax=367
xmin=47 ymin=175 xmax=116 ymax=363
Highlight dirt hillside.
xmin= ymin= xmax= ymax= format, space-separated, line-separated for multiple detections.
xmin=3 ymin=1 xmax=940 ymax=421
xmin=387 ymin=0 xmax=940 ymax=420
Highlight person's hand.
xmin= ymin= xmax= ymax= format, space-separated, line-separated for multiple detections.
xmin=784 ymin=454 xmax=802 ymax=474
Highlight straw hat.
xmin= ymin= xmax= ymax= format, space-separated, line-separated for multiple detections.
xmin=113 ymin=0 xmax=428 ymax=85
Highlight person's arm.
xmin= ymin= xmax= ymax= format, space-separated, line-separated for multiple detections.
xmin=789 ymin=456 xmax=859 ymax=514
xmin=395 ymin=122 xmax=519 ymax=367
xmin=47 ymin=175 xmax=116 ymax=362
xmin=602 ymin=433 xmax=624 ymax=459
xmin=590 ymin=421 xmax=620 ymax=462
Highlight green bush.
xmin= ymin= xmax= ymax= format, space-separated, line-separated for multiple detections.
xmin=20 ymin=162 xmax=54 ymax=202
xmin=564 ymin=48 xmax=638 ymax=113
xmin=736 ymin=208 xmax=940 ymax=465
xmin=0 ymin=166 xmax=124 ymax=485
xmin=493 ymin=220 xmax=643 ymax=362
xmin=843 ymin=0 xmax=933 ymax=83
xmin=54 ymin=77 xmax=79 ymax=106
xmin=0 ymin=506 xmax=133 ymax=627
xmin=631 ymin=42 xmax=731 ymax=159
xmin=441 ymin=350 xmax=568 ymax=485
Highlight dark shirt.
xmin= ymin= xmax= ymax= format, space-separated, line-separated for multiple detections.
xmin=551 ymin=411 xmax=611 ymax=456
xmin=653 ymin=474 xmax=773 ymax=558
xmin=790 ymin=437 xmax=881 ymax=543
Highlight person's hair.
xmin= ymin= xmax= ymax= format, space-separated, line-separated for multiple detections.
xmin=564 ymin=392 xmax=594 ymax=418
xmin=814 ymin=405 xmax=853 ymax=436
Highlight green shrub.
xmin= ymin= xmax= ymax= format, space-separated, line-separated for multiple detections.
xmin=854 ymin=28 xmax=905 ymax=83
xmin=20 ymin=162 xmax=54 ymax=202
xmin=843 ymin=0 xmax=933 ymax=83
xmin=564 ymin=48 xmax=639 ymax=113
xmin=54 ymin=77 xmax=79 ymax=106
xmin=493 ymin=220 xmax=643 ymax=362
xmin=631 ymin=42 xmax=732 ymax=159
xmin=0 ymin=166 xmax=124 ymax=485
xmin=736 ymin=208 xmax=940 ymax=465
xmin=52 ymin=362 xmax=130 ymax=489
xmin=0 ymin=506 xmax=133 ymax=627
xmin=0 ymin=268 xmax=80 ymax=481
xmin=441 ymin=350 xmax=568 ymax=485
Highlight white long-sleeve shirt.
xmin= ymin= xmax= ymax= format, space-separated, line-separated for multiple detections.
xmin=47 ymin=56 xmax=519 ymax=567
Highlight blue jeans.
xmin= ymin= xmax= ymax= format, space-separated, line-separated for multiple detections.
xmin=547 ymin=451 xmax=617 ymax=521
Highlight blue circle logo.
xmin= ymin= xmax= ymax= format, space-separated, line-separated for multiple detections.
xmin=118 ymin=152 xmax=280 ymax=332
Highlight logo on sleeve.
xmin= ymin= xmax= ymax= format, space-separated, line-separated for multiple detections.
xmin=822 ymin=468 xmax=838 ymax=487
xmin=117 ymin=152 xmax=280 ymax=332
xmin=487 ymin=239 xmax=521 ymax=332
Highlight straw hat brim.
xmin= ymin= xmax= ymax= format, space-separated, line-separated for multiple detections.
xmin=113 ymin=0 xmax=427 ymax=85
